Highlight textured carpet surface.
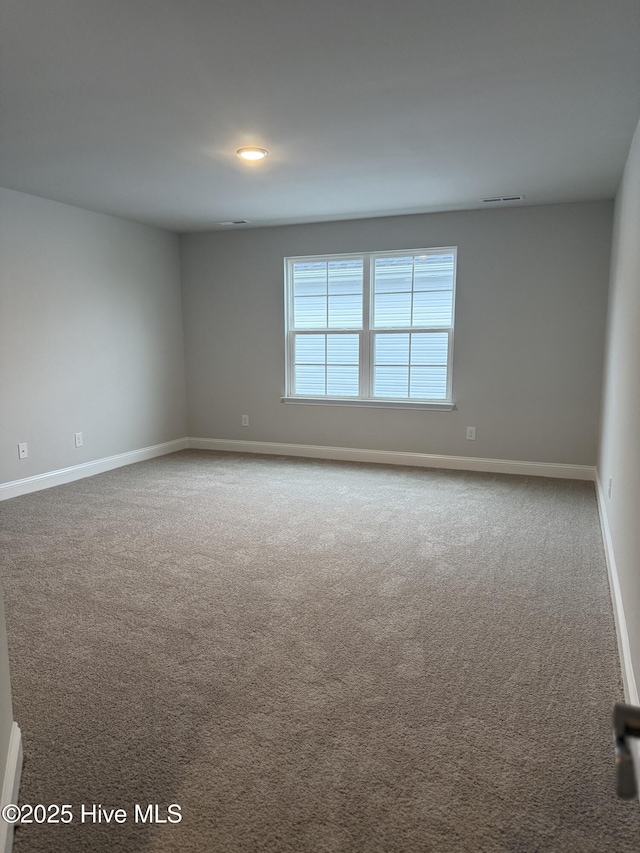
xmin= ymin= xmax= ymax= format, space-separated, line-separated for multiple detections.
xmin=0 ymin=450 xmax=639 ymax=852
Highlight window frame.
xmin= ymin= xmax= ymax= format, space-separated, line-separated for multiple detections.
xmin=283 ymin=247 xmax=457 ymax=409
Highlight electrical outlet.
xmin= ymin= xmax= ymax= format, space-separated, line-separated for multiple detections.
xmin=466 ymin=426 xmax=476 ymax=440
xmin=75 ymin=432 xmax=83 ymax=448
xmin=608 ymin=476 xmax=612 ymax=499
xmin=18 ymin=442 xmax=28 ymax=459
xmin=241 ymin=415 xmax=249 ymax=427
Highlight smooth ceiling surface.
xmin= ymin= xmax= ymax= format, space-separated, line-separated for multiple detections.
xmin=1 ymin=0 xmax=639 ymax=231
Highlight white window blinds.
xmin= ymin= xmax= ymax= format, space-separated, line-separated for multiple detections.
xmin=370 ymin=251 xmax=455 ymax=400
xmin=285 ymin=248 xmax=456 ymax=403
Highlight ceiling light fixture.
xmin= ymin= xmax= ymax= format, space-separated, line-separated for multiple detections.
xmin=236 ymin=147 xmax=268 ymax=161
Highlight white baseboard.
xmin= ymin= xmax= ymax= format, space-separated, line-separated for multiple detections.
xmin=0 ymin=439 xmax=187 ymax=501
xmin=0 ymin=437 xmax=594 ymax=501
xmin=595 ymin=473 xmax=640 ymax=794
xmin=595 ymin=473 xmax=638 ymax=706
xmin=187 ymin=438 xmax=596 ymax=481
xmin=0 ymin=723 xmax=22 ymax=853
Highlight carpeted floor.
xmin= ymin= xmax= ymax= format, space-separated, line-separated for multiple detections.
xmin=0 ymin=450 xmax=639 ymax=852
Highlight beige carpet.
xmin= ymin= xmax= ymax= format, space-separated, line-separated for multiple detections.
xmin=1 ymin=450 xmax=639 ymax=852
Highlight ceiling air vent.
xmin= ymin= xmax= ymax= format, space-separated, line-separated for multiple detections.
xmin=481 ymin=195 xmax=525 ymax=204
xmin=218 ymin=219 xmax=251 ymax=225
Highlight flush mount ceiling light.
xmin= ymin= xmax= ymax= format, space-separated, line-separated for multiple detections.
xmin=236 ymin=147 xmax=268 ymax=161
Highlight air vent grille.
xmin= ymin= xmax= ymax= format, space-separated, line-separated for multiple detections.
xmin=481 ymin=195 xmax=525 ymax=204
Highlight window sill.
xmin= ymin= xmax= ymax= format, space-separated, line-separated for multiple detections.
xmin=281 ymin=397 xmax=456 ymax=411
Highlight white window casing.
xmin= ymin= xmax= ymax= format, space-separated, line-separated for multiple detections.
xmin=283 ymin=247 xmax=457 ymax=408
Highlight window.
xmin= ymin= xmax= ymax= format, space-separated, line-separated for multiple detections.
xmin=284 ymin=247 xmax=456 ymax=407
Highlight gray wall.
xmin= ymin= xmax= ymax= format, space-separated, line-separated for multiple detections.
xmin=0 ymin=188 xmax=187 ymax=485
xmin=181 ymin=202 xmax=612 ymax=465
xmin=599 ymin=115 xmax=640 ymax=690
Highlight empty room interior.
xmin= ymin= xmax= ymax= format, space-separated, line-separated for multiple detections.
xmin=2 ymin=1 xmax=640 ymax=851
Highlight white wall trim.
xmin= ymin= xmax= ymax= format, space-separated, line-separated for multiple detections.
xmin=595 ymin=472 xmax=640 ymax=794
xmin=595 ymin=473 xmax=638 ymax=706
xmin=0 ymin=723 xmax=22 ymax=853
xmin=187 ymin=438 xmax=596 ymax=481
xmin=0 ymin=438 xmax=595 ymax=501
xmin=0 ymin=439 xmax=187 ymax=501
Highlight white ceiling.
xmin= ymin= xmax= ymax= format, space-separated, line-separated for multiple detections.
xmin=1 ymin=0 xmax=639 ymax=232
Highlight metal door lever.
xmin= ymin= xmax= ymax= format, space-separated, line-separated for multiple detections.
xmin=613 ymin=702 xmax=640 ymax=799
